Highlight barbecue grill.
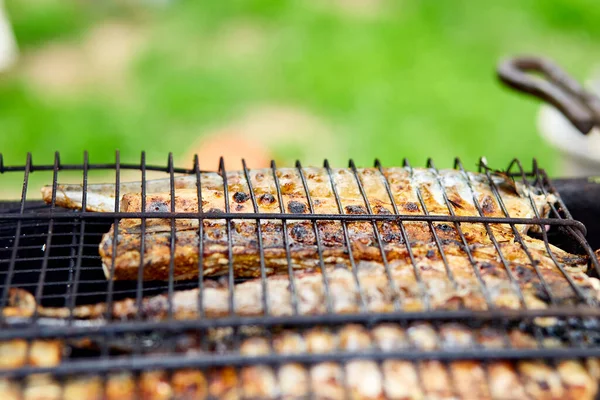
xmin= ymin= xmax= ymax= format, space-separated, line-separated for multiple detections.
xmin=1 ymin=150 xmax=600 ymax=399
xmin=2 ymin=55 xmax=600 ymax=399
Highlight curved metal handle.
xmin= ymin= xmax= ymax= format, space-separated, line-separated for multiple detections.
xmin=497 ymin=56 xmax=600 ymax=134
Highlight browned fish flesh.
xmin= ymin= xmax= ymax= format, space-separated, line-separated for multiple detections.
xmin=0 ymin=323 xmax=598 ymax=399
xmin=69 ymin=167 xmax=563 ymax=281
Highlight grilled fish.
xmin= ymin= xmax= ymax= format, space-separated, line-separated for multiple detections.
xmin=0 ymin=323 xmax=598 ymax=399
xmin=42 ymin=167 xmax=564 ymax=281
xmin=7 ymin=239 xmax=599 ymax=322
xmin=41 ymin=166 xmax=549 ymax=214
xmin=30 ymin=167 xmax=600 ymax=399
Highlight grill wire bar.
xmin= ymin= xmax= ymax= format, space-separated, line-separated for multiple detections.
xmin=0 ymin=152 xmax=599 ymax=398
xmin=67 ymin=151 xmax=88 ymax=323
xmin=349 ymin=159 xmax=401 ymax=311
xmin=375 ymin=159 xmax=431 ymax=310
xmin=457 ymin=159 xmax=533 ymax=309
xmin=271 ymin=160 xmax=300 ymax=315
xmin=427 ymin=160 xmax=494 ymax=308
xmin=324 ymin=159 xmax=368 ymax=312
xmin=0 ymin=153 xmax=31 ymax=323
xmin=242 ymin=159 xmax=269 ymax=316
xmin=194 ymin=154 xmax=205 ymax=319
xmin=406 ymin=158 xmax=460 ymax=290
xmin=296 ymin=160 xmax=334 ymax=314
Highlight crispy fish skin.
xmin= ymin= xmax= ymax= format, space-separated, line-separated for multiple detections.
xmin=95 ymin=167 xmax=558 ymax=281
xmin=41 ymin=167 xmax=548 ymax=214
xmin=0 ymin=323 xmax=597 ymax=400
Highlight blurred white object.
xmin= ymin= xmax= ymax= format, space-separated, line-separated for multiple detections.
xmin=0 ymin=0 xmax=17 ymax=72
xmin=537 ymin=76 xmax=600 ymax=177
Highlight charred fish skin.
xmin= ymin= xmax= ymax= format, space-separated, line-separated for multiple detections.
xmin=1 ymin=323 xmax=598 ymax=400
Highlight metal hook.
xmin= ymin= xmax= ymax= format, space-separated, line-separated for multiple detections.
xmin=497 ymin=56 xmax=600 ymax=134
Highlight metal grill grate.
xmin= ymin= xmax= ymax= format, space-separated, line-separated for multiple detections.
xmin=0 ymin=152 xmax=600 ymax=399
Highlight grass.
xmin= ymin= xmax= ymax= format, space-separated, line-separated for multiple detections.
xmin=2 ymin=0 xmax=600 ymax=191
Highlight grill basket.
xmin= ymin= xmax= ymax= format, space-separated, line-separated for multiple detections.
xmin=0 ymin=152 xmax=599 ymax=399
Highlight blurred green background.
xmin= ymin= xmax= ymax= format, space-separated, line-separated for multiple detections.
xmin=1 ymin=0 xmax=599 ymax=179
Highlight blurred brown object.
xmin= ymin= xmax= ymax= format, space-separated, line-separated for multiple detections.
xmin=189 ymin=131 xmax=274 ymax=171
xmin=184 ymin=105 xmax=343 ymax=171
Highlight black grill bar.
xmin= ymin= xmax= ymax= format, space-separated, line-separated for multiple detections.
xmin=219 ymin=157 xmax=236 ymax=316
xmin=324 ymin=159 xmax=367 ymax=311
xmin=487 ymin=158 xmax=586 ymax=305
xmin=271 ymin=160 xmax=298 ymax=314
xmin=194 ymin=155 xmax=205 ymax=319
xmin=66 ymin=151 xmax=89 ymax=319
xmin=296 ymin=160 xmax=333 ymax=314
xmin=0 ymin=153 xmax=31 ymax=325
xmin=0 ymin=281 xmax=199 ymax=300
xmin=349 ymin=159 xmax=401 ymax=311
xmin=164 ymin=154 xmax=179 ymax=400
xmin=242 ymin=159 xmax=269 ymax=316
xmin=0 ymin=243 xmax=101 ymax=253
xmin=135 ymin=151 xmax=148 ymax=325
xmin=375 ymin=159 xmax=430 ymax=310
xmin=467 ymin=158 xmax=582 ymax=355
xmin=537 ymin=163 xmax=600 ymax=275
xmin=102 ymin=151 xmax=121 ymax=366
xmin=427 ymin=160 xmax=495 ymax=309
xmin=63 ymin=206 xmax=80 ymax=310
xmin=32 ymin=152 xmax=60 ymax=321
xmin=104 ymin=151 xmax=121 ymax=317
xmin=241 ymin=157 xmax=279 ymax=387
xmin=406 ymin=158 xmax=459 ymax=291
xmin=481 ymin=159 xmax=557 ymax=304
xmin=0 ymin=212 xmax=585 ymax=228
xmin=3 ymin=307 xmax=600 ymax=341
xmin=0 ymin=279 xmax=197 ymax=294
xmin=0 ymin=227 xmax=107 ymax=240
xmin=455 ymin=158 xmax=530 ymax=309
xmin=2 ymin=346 xmax=600 ymax=379
xmin=271 ymin=160 xmax=299 ymax=314
xmin=167 ymin=153 xmax=177 ymax=320
xmin=0 ymin=162 xmax=209 ymax=174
